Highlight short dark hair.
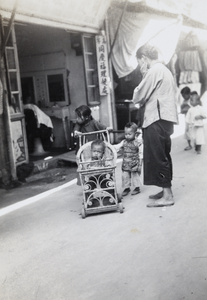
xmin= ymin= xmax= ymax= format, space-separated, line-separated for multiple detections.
xmin=125 ymin=122 xmax=138 ymax=133
xmin=91 ymin=139 xmax=106 ymax=152
xmin=136 ymin=44 xmax=159 ymax=60
xmin=190 ymin=92 xmax=202 ymax=105
xmin=75 ymin=105 xmax=92 ymax=119
xmin=190 ymin=91 xmax=198 ymax=96
xmin=181 ymin=87 xmax=191 ymax=95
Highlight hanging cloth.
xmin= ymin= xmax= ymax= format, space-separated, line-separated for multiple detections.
xmin=109 ymin=8 xmax=182 ymax=78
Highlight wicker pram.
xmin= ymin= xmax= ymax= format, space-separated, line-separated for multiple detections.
xmin=76 ymin=130 xmax=123 ymax=218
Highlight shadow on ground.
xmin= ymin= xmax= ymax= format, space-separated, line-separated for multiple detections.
xmin=0 ymin=161 xmax=78 ymax=209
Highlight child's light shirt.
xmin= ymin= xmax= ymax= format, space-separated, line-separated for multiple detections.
xmin=186 ymin=105 xmax=206 ymax=127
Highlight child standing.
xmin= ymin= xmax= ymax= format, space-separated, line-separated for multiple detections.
xmin=74 ymin=105 xmax=106 ymax=147
xmin=74 ymin=105 xmax=107 ymax=184
xmin=114 ymin=122 xmax=143 ymax=196
xmin=180 ymin=86 xmax=192 ymax=150
xmin=185 ymin=92 xmax=206 ymax=154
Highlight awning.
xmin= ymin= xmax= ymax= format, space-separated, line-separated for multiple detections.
xmin=109 ymin=7 xmax=182 ymax=78
xmin=0 ymin=0 xmax=112 ymax=33
xmin=115 ymin=0 xmax=207 ymax=29
xmin=110 ymin=0 xmax=207 ymax=78
xmin=129 ymin=0 xmax=207 ymax=28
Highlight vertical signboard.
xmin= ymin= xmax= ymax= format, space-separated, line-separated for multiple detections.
xmin=95 ymin=34 xmax=109 ymax=96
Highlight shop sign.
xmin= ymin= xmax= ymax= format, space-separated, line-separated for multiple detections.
xmin=95 ymin=35 xmax=109 ymax=96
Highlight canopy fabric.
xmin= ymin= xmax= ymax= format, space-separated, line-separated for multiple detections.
xmin=109 ymin=8 xmax=182 ymax=78
xmin=122 ymin=0 xmax=207 ymax=28
xmin=131 ymin=0 xmax=207 ymax=27
xmin=0 ymin=0 xmax=111 ymax=33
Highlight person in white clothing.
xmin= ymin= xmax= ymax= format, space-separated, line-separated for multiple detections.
xmin=23 ymin=96 xmax=53 ymax=153
xmin=185 ymin=92 xmax=206 ymax=154
xmin=180 ymin=87 xmax=192 ymax=150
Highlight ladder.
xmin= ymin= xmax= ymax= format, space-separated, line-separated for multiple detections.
xmin=2 ymin=21 xmax=28 ymax=166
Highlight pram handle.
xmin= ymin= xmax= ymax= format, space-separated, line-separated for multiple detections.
xmin=77 ymin=129 xmax=111 ymax=136
xmin=77 ymin=129 xmax=111 ymax=146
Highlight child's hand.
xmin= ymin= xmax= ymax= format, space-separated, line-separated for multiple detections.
xmin=185 ymin=123 xmax=190 ymax=130
xmin=195 ymin=115 xmax=203 ymax=120
xmin=74 ymin=130 xmax=82 ymax=137
xmin=138 ymin=166 xmax=142 ymax=176
xmin=138 ymin=164 xmax=142 ymax=175
xmin=138 ymin=160 xmax=143 ymax=175
xmin=106 ymin=127 xmax=113 ymax=132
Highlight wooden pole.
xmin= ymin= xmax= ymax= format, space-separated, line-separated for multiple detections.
xmin=0 ymin=14 xmax=17 ymax=182
xmin=105 ymin=15 xmax=118 ymax=131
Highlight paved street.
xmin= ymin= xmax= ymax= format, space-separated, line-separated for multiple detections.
xmin=1 ymin=119 xmax=207 ymax=300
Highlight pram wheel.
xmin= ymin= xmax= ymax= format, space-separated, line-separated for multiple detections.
xmin=119 ymin=202 xmax=124 ymax=214
xmin=81 ymin=207 xmax=86 ymax=219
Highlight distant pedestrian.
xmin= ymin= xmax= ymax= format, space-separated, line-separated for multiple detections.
xmin=114 ymin=122 xmax=143 ymax=197
xmin=180 ymin=86 xmax=192 ymax=150
xmin=185 ymin=92 xmax=206 ymax=154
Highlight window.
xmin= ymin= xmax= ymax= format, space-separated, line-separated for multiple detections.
xmin=21 ymin=77 xmax=35 ymax=103
xmin=47 ymin=74 xmax=65 ymax=103
xmin=21 ymin=70 xmax=69 ymax=107
xmin=46 ymin=70 xmax=69 ymax=106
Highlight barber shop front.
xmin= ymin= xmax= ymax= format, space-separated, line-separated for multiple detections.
xmin=0 ymin=0 xmax=113 ymax=184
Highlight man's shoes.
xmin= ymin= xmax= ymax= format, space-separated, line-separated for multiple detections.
xmin=147 ymin=198 xmax=174 ymax=208
xmin=149 ymin=191 xmax=163 ymax=200
xmin=184 ymin=146 xmax=192 ymax=151
xmin=131 ymin=187 xmax=140 ymax=195
xmin=122 ymin=188 xmax=130 ymax=197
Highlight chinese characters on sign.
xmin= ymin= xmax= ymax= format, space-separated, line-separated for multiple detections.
xmin=95 ymin=35 xmax=109 ymax=96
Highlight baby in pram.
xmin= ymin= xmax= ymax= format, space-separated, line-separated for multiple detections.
xmin=88 ymin=139 xmax=113 ymax=168
xmin=78 ymin=139 xmax=114 ymax=170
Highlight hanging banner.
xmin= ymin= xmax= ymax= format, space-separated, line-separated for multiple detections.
xmin=95 ymin=35 xmax=109 ymax=96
